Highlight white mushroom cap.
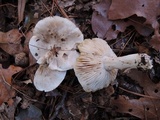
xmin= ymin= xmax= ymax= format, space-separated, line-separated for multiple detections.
xmin=29 ymin=36 xmax=48 ymax=60
xmin=34 ymin=64 xmax=66 ymax=92
xmin=74 ymin=38 xmax=118 ymax=92
xmin=37 ymin=50 xmax=79 ymax=71
xmin=29 ymin=16 xmax=83 ymax=60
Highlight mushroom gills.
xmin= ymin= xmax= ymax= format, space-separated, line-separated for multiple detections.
xmin=74 ymin=38 xmax=153 ymax=92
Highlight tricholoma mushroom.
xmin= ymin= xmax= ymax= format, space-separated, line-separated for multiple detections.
xmin=29 ymin=16 xmax=83 ymax=92
xmin=74 ymin=38 xmax=153 ymax=92
xmin=29 ymin=16 xmax=152 ymax=93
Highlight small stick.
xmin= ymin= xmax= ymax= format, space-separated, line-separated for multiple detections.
xmin=119 ymin=87 xmax=160 ymax=99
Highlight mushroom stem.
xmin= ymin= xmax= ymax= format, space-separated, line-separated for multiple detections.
xmin=103 ymin=53 xmax=153 ymax=70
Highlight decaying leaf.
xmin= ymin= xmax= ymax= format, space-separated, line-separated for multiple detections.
xmin=127 ymin=70 xmax=160 ymax=98
xmin=108 ymin=0 xmax=160 ymax=50
xmin=92 ymin=0 xmax=113 ymax=39
xmin=111 ymin=95 xmax=159 ymax=119
xmin=0 ymin=65 xmax=22 ymax=105
xmin=0 ymin=29 xmax=31 ymax=56
xmin=111 ymin=70 xmax=160 ymax=119
xmin=108 ymin=0 xmax=160 ymax=29
xmin=91 ymin=0 xmax=153 ymax=40
xmin=0 ymin=29 xmax=22 ymax=55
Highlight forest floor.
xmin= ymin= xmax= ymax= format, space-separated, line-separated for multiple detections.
xmin=0 ymin=0 xmax=160 ymax=120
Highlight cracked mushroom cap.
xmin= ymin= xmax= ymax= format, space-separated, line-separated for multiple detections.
xmin=29 ymin=16 xmax=83 ymax=60
xmin=34 ymin=64 xmax=66 ymax=92
xmin=74 ymin=38 xmax=118 ymax=92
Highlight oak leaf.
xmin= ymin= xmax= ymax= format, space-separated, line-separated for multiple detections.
xmin=111 ymin=70 xmax=160 ymax=119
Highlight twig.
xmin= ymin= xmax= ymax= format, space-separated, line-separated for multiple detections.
xmin=53 ymin=0 xmax=69 ymax=19
xmin=110 ymin=30 xmax=134 ymax=47
xmin=41 ymin=0 xmax=52 ymax=16
xmin=118 ymin=31 xmax=135 ymax=56
xmin=119 ymin=87 xmax=160 ymax=99
xmin=0 ymin=3 xmax=17 ymax=8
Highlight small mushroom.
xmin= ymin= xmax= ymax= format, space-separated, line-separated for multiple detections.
xmin=74 ymin=38 xmax=153 ymax=92
xmin=29 ymin=16 xmax=83 ymax=91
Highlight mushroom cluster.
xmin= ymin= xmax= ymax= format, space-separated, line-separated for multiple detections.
xmin=29 ymin=16 xmax=153 ymax=92
xmin=29 ymin=16 xmax=83 ymax=92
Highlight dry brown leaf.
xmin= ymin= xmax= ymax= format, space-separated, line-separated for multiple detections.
xmin=0 ymin=65 xmax=22 ymax=105
xmin=91 ymin=0 xmax=153 ymax=40
xmin=91 ymin=0 xmax=126 ymax=40
xmin=127 ymin=15 xmax=153 ymax=36
xmin=111 ymin=95 xmax=159 ymax=119
xmin=0 ymin=29 xmax=22 ymax=55
xmin=108 ymin=0 xmax=160 ymax=29
xmin=111 ymin=70 xmax=160 ymax=119
xmin=108 ymin=0 xmax=160 ymax=50
xmin=127 ymin=70 xmax=160 ymax=98
xmin=0 ymin=29 xmax=32 ymax=61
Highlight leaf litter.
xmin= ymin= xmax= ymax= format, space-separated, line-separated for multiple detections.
xmin=0 ymin=0 xmax=160 ymax=119
xmin=110 ymin=70 xmax=160 ymax=119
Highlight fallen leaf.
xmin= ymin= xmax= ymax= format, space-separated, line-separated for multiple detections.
xmin=111 ymin=95 xmax=160 ymax=119
xmin=91 ymin=0 xmax=120 ymax=40
xmin=108 ymin=0 xmax=160 ymax=29
xmin=108 ymin=0 xmax=160 ymax=49
xmin=127 ymin=15 xmax=153 ymax=36
xmin=91 ymin=0 xmax=153 ymax=40
xmin=0 ymin=65 xmax=22 ymax=105
xmin=111 ymin=70 xmax=160 ymax=119
xmin=0 ymin=29 xmax=22 ymax=55
xmin=0 ymin=29 xmax=32 ymax=56
xmin=127 ymin=70 xmax=160 ymax=98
